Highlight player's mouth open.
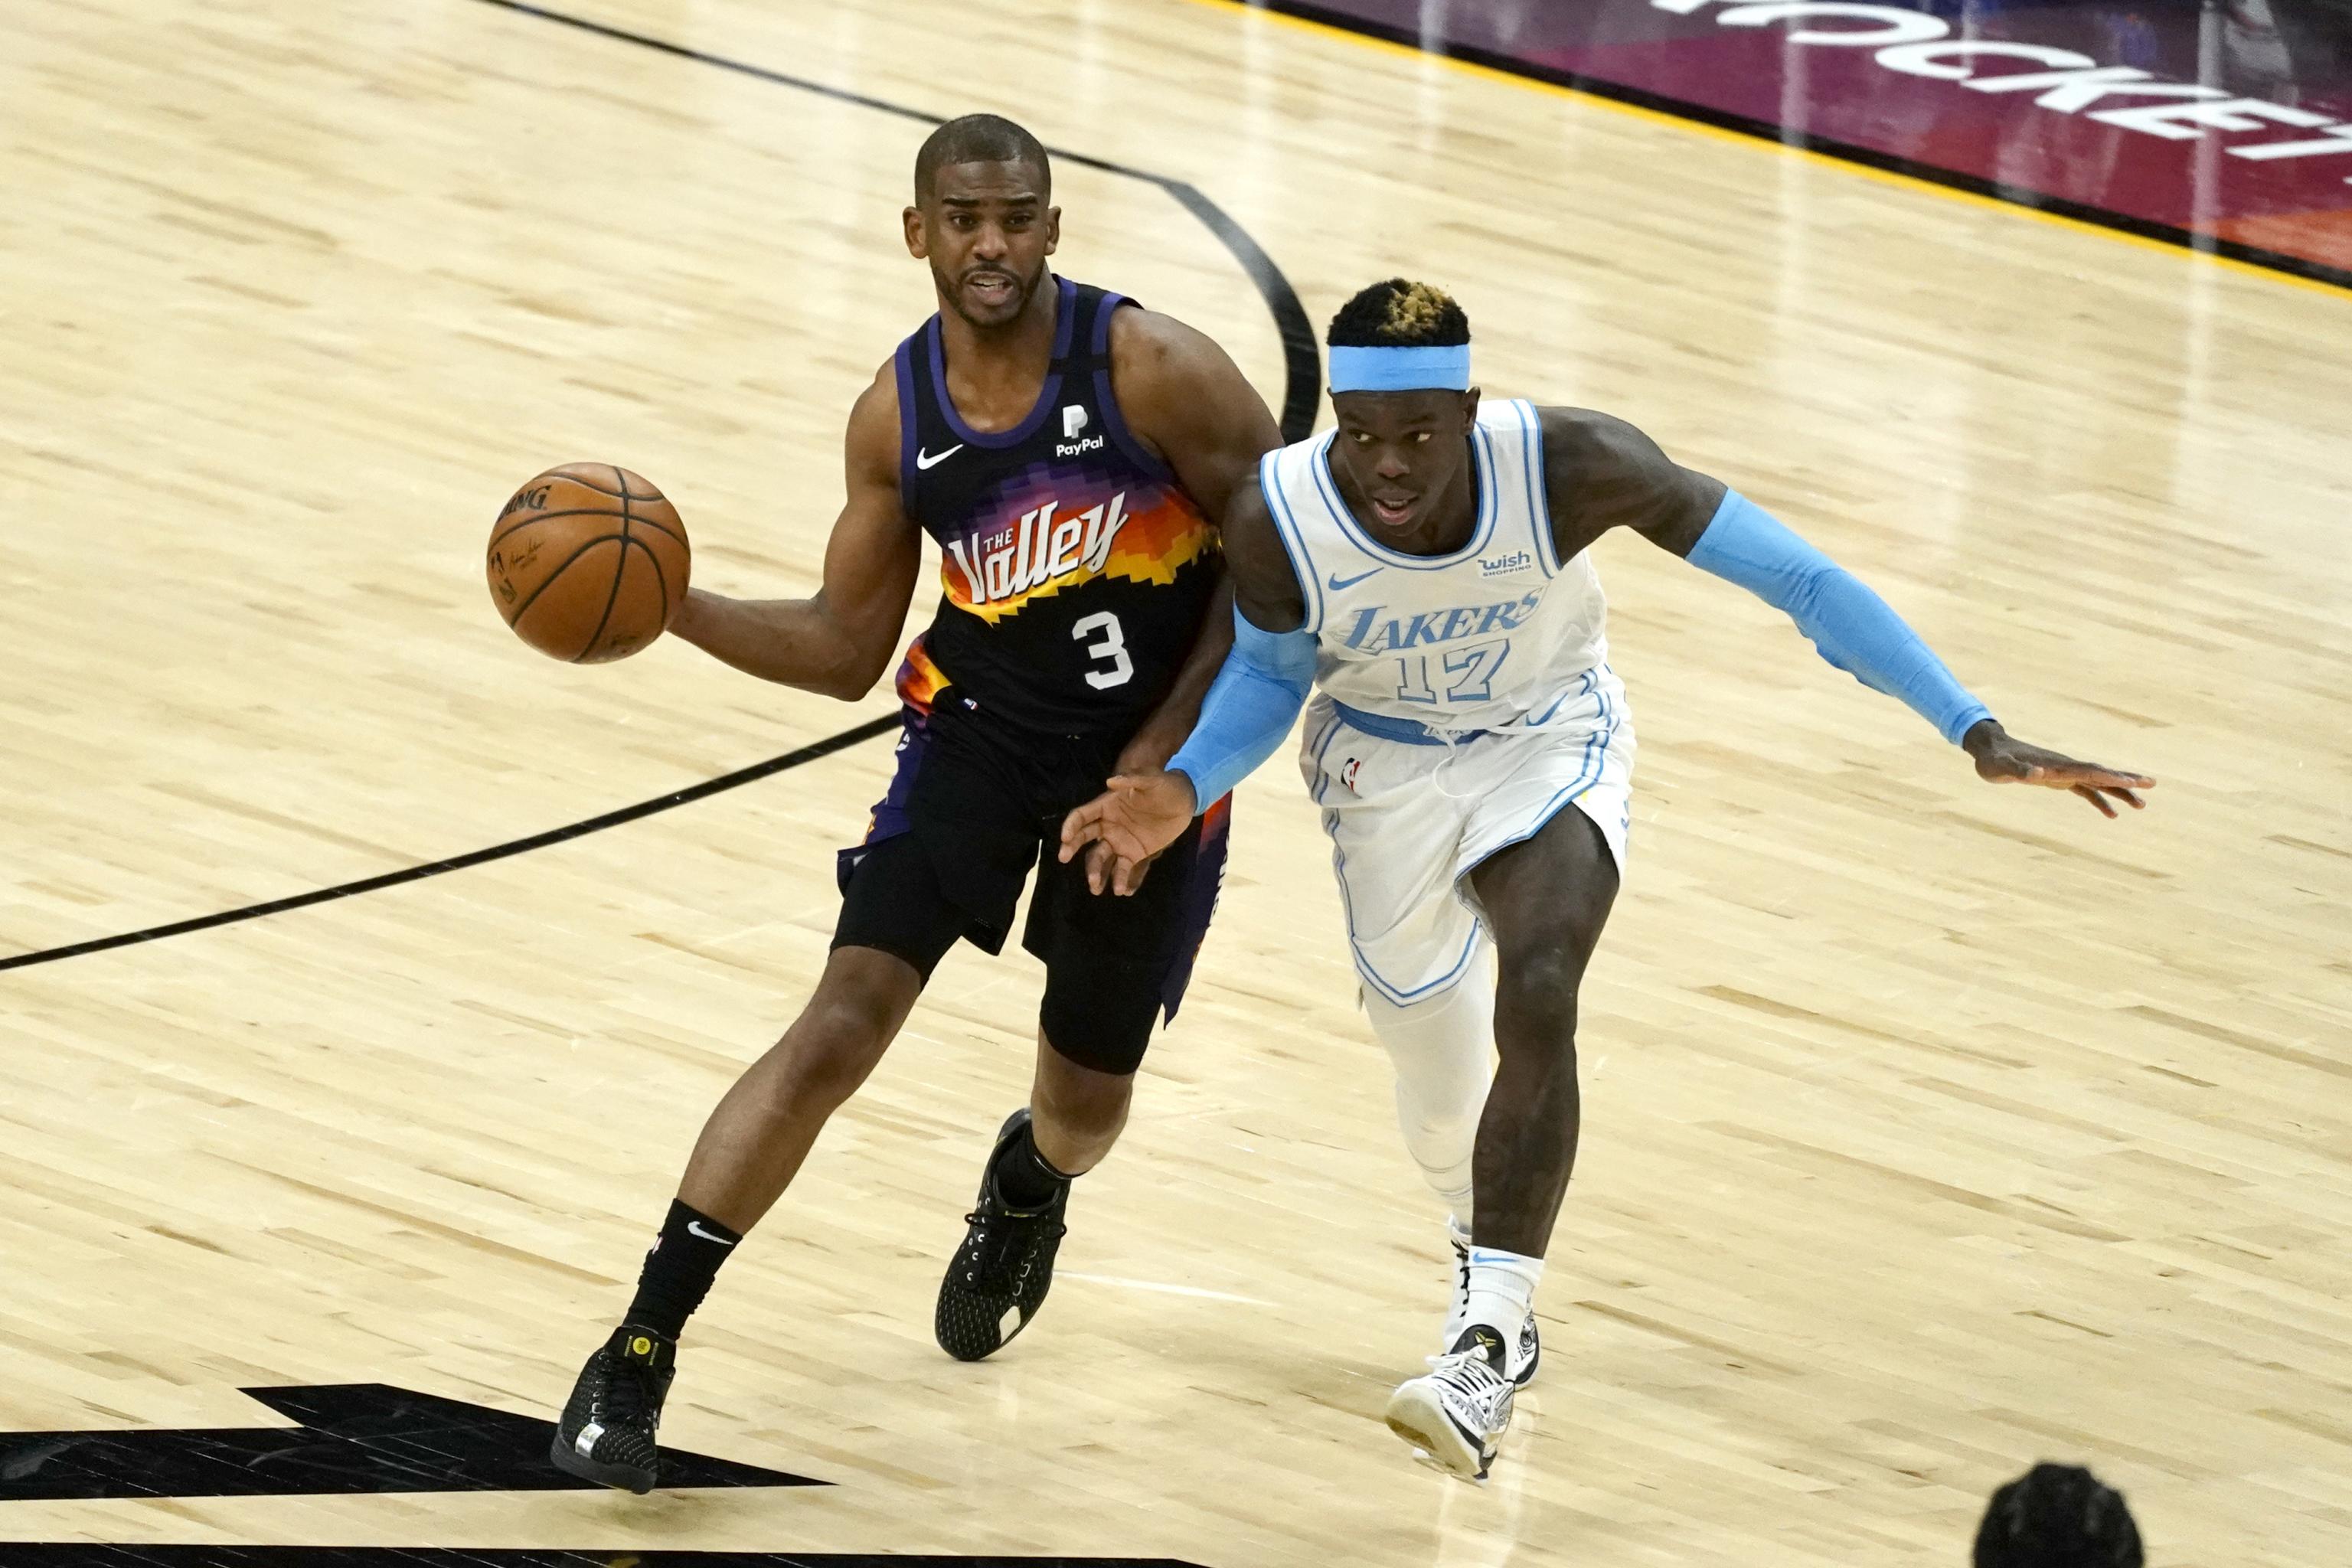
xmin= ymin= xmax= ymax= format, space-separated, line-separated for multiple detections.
xmin=966 ymin=272 xmax=1018 ymax=302
xmin=1371 ymin=495 xmax=1416 ymax=525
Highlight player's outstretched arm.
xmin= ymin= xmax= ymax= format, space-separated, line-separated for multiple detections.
xmin=1540 ymin=408 xmax=2154 ymax=818
xmin=667 ymin=366 xmax=921 ymax=701
xmin=1059 ymin=480 xmax=1315 ymax=893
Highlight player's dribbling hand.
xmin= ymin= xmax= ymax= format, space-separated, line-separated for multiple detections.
xmin=1060 ymin=769 xmax=1200 ymax=896
xmin=1962 ymin=720 xmax=2154 ymax=819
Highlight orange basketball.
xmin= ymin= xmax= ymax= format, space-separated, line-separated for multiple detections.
xmin=487 ymin=463 xmax=690 ymax=663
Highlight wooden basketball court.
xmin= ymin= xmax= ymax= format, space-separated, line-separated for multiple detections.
xmin=3 ymin=1 xmax=2347 ymax=1563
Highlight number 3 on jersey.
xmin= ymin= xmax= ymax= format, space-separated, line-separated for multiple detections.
xmin=1073 ymin=610 xmax=1133 ymax=689
xmin=1396 ymin=638 xmax=1509 ymax=705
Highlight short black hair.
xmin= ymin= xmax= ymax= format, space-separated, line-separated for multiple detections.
xmin=1973 ymin=1464 xmax=2144 ymax=1568
xmin=1327 ymin=279 xmax=1471 ymax=348
xmin=913 ymin=113 xmax=1051 ymax=204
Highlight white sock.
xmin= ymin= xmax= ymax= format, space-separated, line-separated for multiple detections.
xmin=1441 ymin=1214 xmax=1477 ymax=1348
xmin=1460 ymin=1247 xmax=1543 ymax=1351
xmin=1361 ymin=963 xmax=1494 ymax=1221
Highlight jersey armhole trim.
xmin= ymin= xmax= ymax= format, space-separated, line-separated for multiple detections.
xmin=1259 ymin=449 xmax=1325 ymax=635
xmin=1089 ymin=289 xmax=1125 ymax=357
xmin=1093 ymin=296 xmax=1177 ymax=485
xmin=893 ymin=333 xmax=923 ymax=504
xmin=1093 ymin=367 xmax=1176 ymax=485
xmin=1518 ymin=401 xmax=1563 ymax=577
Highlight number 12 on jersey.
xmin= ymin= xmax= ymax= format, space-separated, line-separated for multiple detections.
xmin=1395 ymin=638 xmax=1509 ymax=705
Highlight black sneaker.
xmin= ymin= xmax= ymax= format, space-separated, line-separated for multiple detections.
xmin=549 ymin=1325 xmax=675 ymax=1494
xmin=933 ymin=1109 xmax=1069 ymax=1362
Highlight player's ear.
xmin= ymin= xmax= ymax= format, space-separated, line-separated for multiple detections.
xmin=1462 ymin=387 xmax=1481 ymax=429
xmin=1044 ymin=204 xmax=1062 ymax=257
xmin=903 ymin=204 xmax=929 ymax=259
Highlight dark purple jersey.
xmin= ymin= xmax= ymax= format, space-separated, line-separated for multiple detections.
xmin=890 ymin=277 xmax=1217 ymax=737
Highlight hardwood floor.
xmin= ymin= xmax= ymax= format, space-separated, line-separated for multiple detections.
xmin=2 ymin=1 xmax=2346 ymax=1563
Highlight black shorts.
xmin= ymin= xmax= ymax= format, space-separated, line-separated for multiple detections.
xmin=833 ymin=690 xmax=1230 ymax=1076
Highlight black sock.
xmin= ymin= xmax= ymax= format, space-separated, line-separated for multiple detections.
xmin=622 ymin=1198 xmax=742 ymax=1340
xmin=991 ymin=1122 xmax=1074 ymax=1210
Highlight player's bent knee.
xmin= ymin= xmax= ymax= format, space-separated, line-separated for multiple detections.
xmin=1496 ymin=946 xmax=1586 ymax=1013
xmin=765 ymin=996 xmax=899 ymax=1112
xmin=1054 ymin=1093 xmax=1130 ymax=1149
xmin=1036 ymin=1053 xmax=1135 ymax=1131
xmin=1494 ymin=958 xmax=1584 ymax=1070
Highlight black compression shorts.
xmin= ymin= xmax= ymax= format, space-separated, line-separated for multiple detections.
xmin=832 ymin=690 xmax=1228 ymax=1076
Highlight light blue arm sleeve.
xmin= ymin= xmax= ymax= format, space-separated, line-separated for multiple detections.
xmin=1687 ymin=492 xmax=1994 ymax=745
xmin=1165 ymin=607 xmax=1318 ymax=809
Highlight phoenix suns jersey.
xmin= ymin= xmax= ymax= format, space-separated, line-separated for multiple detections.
xmin=890 ymin=277 xmax=1217 ymax=737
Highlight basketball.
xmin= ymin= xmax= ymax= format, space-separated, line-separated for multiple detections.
xmin=486 ymin=463 xmax=690 ymax=663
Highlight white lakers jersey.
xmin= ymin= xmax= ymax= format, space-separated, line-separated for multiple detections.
xmin=1260 ymin=399 xmax=1609 ymax=735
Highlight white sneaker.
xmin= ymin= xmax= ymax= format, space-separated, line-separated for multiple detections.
xmin=1384 ymin=1323 xmax=1517 ymax=1481
xmin=1446 ymin=1230 xmax=1540 ymax=1387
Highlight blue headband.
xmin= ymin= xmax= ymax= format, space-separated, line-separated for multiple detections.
xmin=1328 ymin=343 xmax=1472 ymax=394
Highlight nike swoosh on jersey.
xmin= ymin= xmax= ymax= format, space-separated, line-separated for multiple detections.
xmin=1327 ymin=566 xmax=1383 ymax=591
xmin=915 ymin=444 xmax=965 ymax=471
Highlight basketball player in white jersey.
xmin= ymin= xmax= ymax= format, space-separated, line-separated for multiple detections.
xmin=1060 ymin=279 xmax=2154 ymax=1481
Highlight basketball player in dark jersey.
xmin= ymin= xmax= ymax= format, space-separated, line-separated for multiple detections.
xmin=548 ymin=115 xmax=1282 ymax=1493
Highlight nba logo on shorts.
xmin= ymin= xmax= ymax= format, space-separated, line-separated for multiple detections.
xmin=1063 ymin=404 xmax=1089 ymax=439
xmin=1341 ymin=756 xmax=1362 ymax=793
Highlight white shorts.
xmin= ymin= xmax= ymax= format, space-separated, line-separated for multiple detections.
xmin=1296 ymin=667 xmax=1635 ymax=1007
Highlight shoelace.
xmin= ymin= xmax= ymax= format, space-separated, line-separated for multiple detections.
xmin=959 ymin=1207 xmax=1063 ymax=1293
xmin=1423 ymin=1347 xmax=1510 ymax=1396
xmin=596 ymin=1351 xmax=661 ymax=1424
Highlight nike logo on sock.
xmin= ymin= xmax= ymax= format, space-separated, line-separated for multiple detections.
xmin=915 ymin=444 xmax=965 ymax=471
xmin=686 ymin=1220 xmax=737 ymax=1246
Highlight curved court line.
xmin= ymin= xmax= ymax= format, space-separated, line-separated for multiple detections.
xmin=0 ymin=717 xmax=901 ymax=975
xmin=466 ymin=0 xmax=1328 ymax=436
xmin=2 ymin=4 xmax=1324 ymax=974
xmin=1230 ymin=0 xmax=2352 ymax=300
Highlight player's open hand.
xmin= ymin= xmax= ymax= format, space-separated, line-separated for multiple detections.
xmin=1060 ymin=769 xmax=1200 ymax=896
xmin=1962 ymin=720 xmax=2154 ymax=819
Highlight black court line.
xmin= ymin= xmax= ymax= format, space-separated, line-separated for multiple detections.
xmin=0 ymin=717 xmax=900 ymax=975
xmin=2 ymin=4 xmax=1324 ymax=976
xmin=468 ymin=0 xmax=1325 ymax=437
xmin=0 ymin=1381 xmax=822 ymax=1499
xmin=1263 ymin=0 xmax=2352 ymax=298
xmin=0 ymin=1551 xmax=1204 ymax=1567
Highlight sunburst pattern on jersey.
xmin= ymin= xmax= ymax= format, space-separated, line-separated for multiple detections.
xmin=936 ymin=464 xmax=1212 ymax=626
xmin=893 ymin=635 xmax=952 ymax=715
